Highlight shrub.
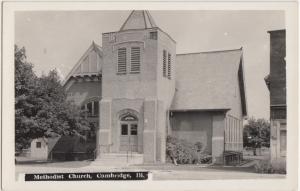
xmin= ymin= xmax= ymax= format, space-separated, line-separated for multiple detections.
xmin=166 ymin=136 xmax=211 ymax=164
xmin=254 ymin=160 xmax=286 ymax=174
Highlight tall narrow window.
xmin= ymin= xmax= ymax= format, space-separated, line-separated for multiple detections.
xmin=87 ymin=102 xmax=93 ymax=116
xmin=94 ymin=101 xmax=99 ymax=116
xmin=130 ymin=47 xmax=141 ymax=73
xmin=163 ymin=50 xmax=167 ymax=77
xmin=117 ymin=48 xmax=126 ymax=74
xmin=167 ymin=53 xmax=171 ymax=79
xmin=81 ymin=100 xmax=100 ymax=118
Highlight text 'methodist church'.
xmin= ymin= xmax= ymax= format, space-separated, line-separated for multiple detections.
xmin=63 ymin=10 xmax=247 ymax=164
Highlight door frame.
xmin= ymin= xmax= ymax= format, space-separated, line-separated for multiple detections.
xmin=119 ymin=112 xmax=139 ymax=152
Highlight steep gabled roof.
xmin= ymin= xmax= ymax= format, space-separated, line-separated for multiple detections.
xmin=46 ymin=136 xmax=61 ymax=154
xmin=63 ymin=42 xmax=103 ymax=86
xmin=171 ymin=48 xmax=247 ymax=117
xmin=120 ymin=10 xmax=157 ymax=31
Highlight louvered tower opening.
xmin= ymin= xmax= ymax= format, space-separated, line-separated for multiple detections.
xmin=163 ymin=50 xmax=167 ymax=77
xmin=117 ymin=48 xmax=127 ymax=74
xmin=130 ymin=47 xmax=141 ymax=73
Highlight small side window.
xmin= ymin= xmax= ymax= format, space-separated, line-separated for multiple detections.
xmin=36 ymin=142 xmax=41 ymax=148
xmin=94 ymin=101 xmax=99 ymax=116
xmin=87 ymin=102 xmax=93 ymax=116
xmin=149 ymin=31 xmax=157 ymax=40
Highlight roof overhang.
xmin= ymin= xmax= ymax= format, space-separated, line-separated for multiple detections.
xmin=238 ymin=52 xmax=248 ymax=117
xmin=63 ymin=73 xmax=102 ymax=91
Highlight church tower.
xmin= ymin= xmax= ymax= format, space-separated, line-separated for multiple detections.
xmin=99 ymin=10 xmax=176 ymax=163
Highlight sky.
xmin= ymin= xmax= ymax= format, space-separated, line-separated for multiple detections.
xmin=15 ymin=10 xmax=285 ymax=119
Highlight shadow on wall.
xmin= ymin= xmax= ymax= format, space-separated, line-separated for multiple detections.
xmin=50 ymin=134 xmax=96 ymax=161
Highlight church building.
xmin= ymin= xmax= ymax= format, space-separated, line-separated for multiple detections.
xmin=265 ymin=29 xmax=286 ymax=165
xmin=63 ymin=10 xmax=247 ymax=164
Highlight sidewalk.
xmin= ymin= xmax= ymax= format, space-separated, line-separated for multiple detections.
xmin=15 ymin=160 xmax=285 ymax=180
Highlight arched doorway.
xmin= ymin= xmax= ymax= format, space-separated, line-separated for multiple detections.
xmin=119 ymin=113 xmax=138 ymax=152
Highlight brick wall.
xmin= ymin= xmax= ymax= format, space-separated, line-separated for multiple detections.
xmin=269 ymin=30 xmax=286 ymax=107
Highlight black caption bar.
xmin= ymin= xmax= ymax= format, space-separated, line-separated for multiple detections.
xmin=25 ymin=172 xmax=148 ymax=181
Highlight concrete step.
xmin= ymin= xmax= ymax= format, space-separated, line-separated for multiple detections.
xmin=92 ymin=153 xmax=143 ymax=166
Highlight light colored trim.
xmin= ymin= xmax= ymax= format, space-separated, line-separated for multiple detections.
xmin=176 ymin=47 xmax=242 ymax=56
xmin=64 ymin=79 xmax=75 ymax=91
xmin=212 ymin=137 xmax=224 ymax=140
xmin=143 ymin=130 xmax=155 ymax=133
xmin=63 ymin=42 xmax=102 ymax=86
xmin=99 ymin=129 xmax=110 ymax=132
xmin=270 ymin=104 xmax=287 ymax=107
xmin=113 ymin=41 xmax=145 ymax=51
xmin=104 ymin=27 xmax=176 ymax=43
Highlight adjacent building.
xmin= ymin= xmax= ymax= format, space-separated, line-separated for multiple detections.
xmin=265 ymin=29 xmax=286 ymax=164
xmin=63 ymin=10 xmax=247 ymax=164
xmin=29 ymin=137 xmax=60 ymax=160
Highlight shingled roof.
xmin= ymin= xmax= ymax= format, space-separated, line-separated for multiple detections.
xmin=120 ymin=10 xmax=157 ymax=31
xmin=171 ymin=48 xmax=247 ymax=116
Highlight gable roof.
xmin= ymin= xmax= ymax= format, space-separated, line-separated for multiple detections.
xmin=171 ymin=48 xmax=247 ymax=116
xmin=62 ymin=42 xmax=103 ymax=86
xmin=51 ymin=135 xmax=86 ymax=153
xmin=120 ymin=10 xmax=157 ymax=31
xmin=46 ymin=136 xmax=61 ymax=154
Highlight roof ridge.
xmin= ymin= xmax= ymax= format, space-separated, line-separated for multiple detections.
xmin=120 ymin=10 xmax=157 ymax=31
xmin=177 ymin=47 xmax=243 ymax=56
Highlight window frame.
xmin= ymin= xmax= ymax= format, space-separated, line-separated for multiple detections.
xmin=130 ymin=124 xmax=138 ymax=135
xmin=149 ymin=31 xmax=158 ymax=40
xmin=36 ymin=142 xmax=41 ymax=148
xmin=81 ymin=99 xmax=100 ymax=118
xmin=121 ymin=124 xmax=129 ymax=135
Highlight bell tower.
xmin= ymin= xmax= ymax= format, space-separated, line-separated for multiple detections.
xmin=99 ymin=10 xmax=176 ymax=163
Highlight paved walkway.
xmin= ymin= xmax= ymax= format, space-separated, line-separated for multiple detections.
xmin=15 ymin=161 xmax=285 ymax=180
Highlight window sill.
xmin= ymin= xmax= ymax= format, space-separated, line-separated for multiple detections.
xmin=117 ymin=72 xmax=127 ymax=75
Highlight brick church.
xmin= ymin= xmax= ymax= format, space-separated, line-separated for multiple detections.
xmin=63 ymin=10 xmax=247 ymax=164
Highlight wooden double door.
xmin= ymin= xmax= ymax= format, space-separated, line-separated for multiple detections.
xmin=120 ymin=121 xmax=138 ymax=152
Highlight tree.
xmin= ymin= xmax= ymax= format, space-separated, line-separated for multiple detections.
xmin=15 ymin=45 xmax=90 ymax=152
xmin=243 ymin=117 xmax=270 ymax=155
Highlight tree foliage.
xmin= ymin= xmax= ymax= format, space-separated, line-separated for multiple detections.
xmin=15 ymin=45 xmax=90 ymax=151
xmin=243 ymin=117 xmax=270 ymax=150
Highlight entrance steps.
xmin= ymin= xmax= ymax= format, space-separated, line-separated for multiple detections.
xmin=92 ymin=153 xmax=144 ymax=166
